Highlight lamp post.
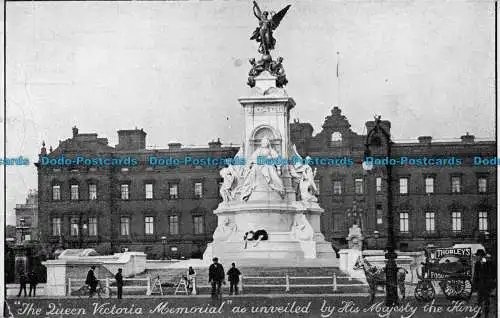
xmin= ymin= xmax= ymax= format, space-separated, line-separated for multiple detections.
xmin=363 ymin=115 xmax=398 ymax=306
xmin=161 ymin=236 xmax=167 ymax=260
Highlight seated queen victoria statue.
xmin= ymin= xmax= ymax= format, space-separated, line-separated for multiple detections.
xmin=237 ymin=137 xmax=285 ymax=201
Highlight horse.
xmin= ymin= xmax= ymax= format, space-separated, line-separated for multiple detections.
xmin=353 ymin=255 xmax=408 ymax=304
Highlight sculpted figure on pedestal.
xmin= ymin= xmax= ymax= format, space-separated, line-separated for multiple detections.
xmin=237 ymin=137 xmax=285 ymax=201
xmin=289 ymin=152 xmax=318 ymax=202
xmin=290 ymin=213 xmax=314 ymax=241
xmin=250 ymin=1 xmax=291 ymax=55
xmin=219 ymin=165 xmax=239 ymax=203
xmin=346 ymin=223 xmax=364 ymax=250
xmin=213 ymin=216 xmax=238 ymax=241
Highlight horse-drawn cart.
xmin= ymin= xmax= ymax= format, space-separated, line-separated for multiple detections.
xmin=415 ymin=247 xmax=473 ymax=302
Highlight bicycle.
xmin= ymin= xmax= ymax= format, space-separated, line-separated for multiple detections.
xmin=75 ymin=280 xmax=111 ymax=299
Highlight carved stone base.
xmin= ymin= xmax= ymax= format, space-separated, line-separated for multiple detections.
xmin=203 ymin=201 xmax=338 ymax=266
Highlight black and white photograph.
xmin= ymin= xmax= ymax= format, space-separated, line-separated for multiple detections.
xmin=2 ymin=0 xmax=498 ymax=317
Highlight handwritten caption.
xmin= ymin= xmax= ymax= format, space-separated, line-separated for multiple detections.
xmin=14 ymin=299 xmax=482 ymax=318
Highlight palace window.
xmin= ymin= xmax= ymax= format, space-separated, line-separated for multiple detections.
xmin=71 ymin=184 xmax=79 ymax=200
xmin=376 ymin=177 xmax=382 ymax=193
xmin=52 ymin=218 xmax=61 ymax=236
xmin=169 ymin=215 xmax=179 ymax=235
xmin=478 ymin=212 xmax=488 ymax=232
xmin=88 ymin=217 xmax=97 ymax=236
xmin=399 ymin=211 xmax=409 ymax=233
xmin=425 ymin=212 xmax=435 ymax=233
xmin=89 ymin=184 xmax=97 ymax=200
xmin=52 ymin=185 xmax=61 ymax=201
xmin=354 ymin=179 xmax=363 ymax=194
xmin=70 ymin=217 xmax=79 ymax=236
xmin=121 ymin=184 xmax=129 ymax=200
xmin=333 ymin=181 xmax=342 ymax=195
xmin=478 ymin=178 xmax=487 ymax=193
xmin=451 ymin=176 xmax=461 ymax=193
xmin=376 ymin=204 xmax=383 ymax=225
xmin=399 ymin=178 xmax=408 ymax=194
xmin=193 ymin=216 xmax=204 ymax=234
xmin=331 ymin=132 xmax=342 ymax=142
xmin=451 ymin=211 xmax=462 ymax=232
xmin=333 ymin=214 xmax=343 ymax=232
xmin=145 ymin=217 xmax=154 ymax=235
xmin=425 ymin=177 xmax=434 ymax=194
xmin=120 ymin=217 xmax=130 ymax=236
xmin=169 ymin=183 xmax=179 ymax=199
xmin=145 ymin=183 xmax=153 ymax=199
xmin=194 ymin=182 xmax=203 ymax=198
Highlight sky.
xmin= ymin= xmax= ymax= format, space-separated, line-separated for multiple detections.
xmin=2 ymin=0 xmax=496 ymax=225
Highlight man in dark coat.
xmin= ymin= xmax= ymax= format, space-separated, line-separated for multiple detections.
xmin=227 ymin=263 xmax=241 ymax=295
xmin=17 ymin=270 xmax=28 ymax=297
xmin=28 ymin=270 xmax=38 ymax=297
xmin=473 ymin=249 xmax=496 ymax=317
xmin=115 ymin=268 xmax=123 ymax=299
xmin=208 ymin=257 xmax=225 ymax=298
xmin=85 ymin=266 xmax=98 ymax=297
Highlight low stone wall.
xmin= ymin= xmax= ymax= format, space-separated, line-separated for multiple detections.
xmin=42 ymin=251 xmax=147 ymax=296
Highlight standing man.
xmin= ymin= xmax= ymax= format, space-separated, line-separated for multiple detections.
xmin=473 ymin=249 xmax=496 ymax=317
xmin=17 ymin=270 xmax=28 ymax=297
xmin=115 ymin=268 xmax=123 ymax=299
xmin=227 ymin=263 xmax=241 ymax=295
xmin=28 ymin=269 xmax=38 ymax=297
xmin=208 ymin=257 xmax=225 ymax=298
xmin=85 ymin=266 xmax=98 ymax=298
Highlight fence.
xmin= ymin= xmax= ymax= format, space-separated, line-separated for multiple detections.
xmin=233 ymin=273 xmax=367 ymax=293
xmin=67 ymin=276 xmax=151 ymax=296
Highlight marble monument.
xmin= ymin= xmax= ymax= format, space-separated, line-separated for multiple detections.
xmin=203 ymin=2 xmax=337 ymax=265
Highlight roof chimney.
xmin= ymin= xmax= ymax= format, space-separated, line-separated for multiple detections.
xmin=168 ymin=142 xmax=182 ymax=149
xmin=460 ymin=132 xmax=475 ymax=143
xmin=418 ymin=136 xmax=432 ymax=144
xmin=209 ymin=138 xmax=222 ymax=148
xmin=116 ymin=129 xmax=147 ymax=150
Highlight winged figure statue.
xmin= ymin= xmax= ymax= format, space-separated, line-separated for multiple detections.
xmin=250 ymin=1 xmax=291 ymax=55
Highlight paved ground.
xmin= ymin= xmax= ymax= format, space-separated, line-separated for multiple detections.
xmin=5 ymin=295 xmax=496 ymax=318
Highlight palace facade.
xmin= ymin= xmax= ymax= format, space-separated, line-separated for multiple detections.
xmin=37 ymin=107 xmax=497 ymax=258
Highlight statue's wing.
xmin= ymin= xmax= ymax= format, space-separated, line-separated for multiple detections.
xmin=271 ymin=4 xmax=291 ymax=30
xmin=253 ymin=1 xmax=262 ymax=19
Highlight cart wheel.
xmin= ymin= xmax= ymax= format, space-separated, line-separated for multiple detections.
xmin=415 ymin=280 xmax=435 ymax=302
xmin=77 ymin=285 xmax=90 ymax=299
xmin=442 ymin=279 xmax=465 ymax=299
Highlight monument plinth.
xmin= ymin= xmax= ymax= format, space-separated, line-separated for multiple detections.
xmin=203 ymin=2 xmax=337 ymax=266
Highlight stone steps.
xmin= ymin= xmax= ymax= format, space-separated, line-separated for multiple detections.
xmin=136 ymin=266 xmax=367 ymax=295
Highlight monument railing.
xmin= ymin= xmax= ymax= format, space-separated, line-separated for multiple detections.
xmin=67 ymin=276 xmax=151 ymax=296
xmin=238 ymin=273 xmax=368 ymax=293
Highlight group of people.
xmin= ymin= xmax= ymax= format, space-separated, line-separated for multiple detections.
xmin=209 ymin=258 xmax=241 ymax=298
xmin=16 ymin=269 xmax=38 ymax=297
xmin=85 ymin=265 xmax=124 ymax=299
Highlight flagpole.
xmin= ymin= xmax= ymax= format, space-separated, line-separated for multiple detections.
xmin=336 ymin=51 xmax=341 ymax=107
